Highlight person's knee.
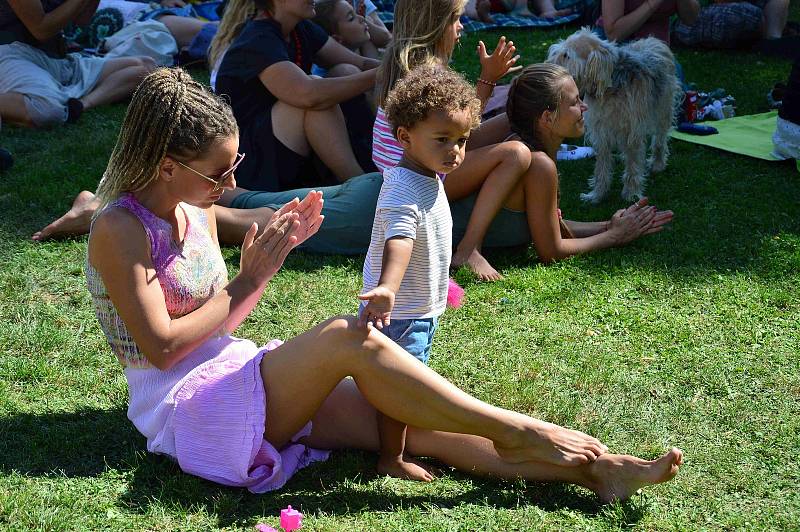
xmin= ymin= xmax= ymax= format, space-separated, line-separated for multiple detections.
xmin=500 ymin=140 xmax=533 ymax=170
xmin=138 ymin=56 xmax=158 ymax=74
xmin=319 ymin=315 xmax=385 ymax=362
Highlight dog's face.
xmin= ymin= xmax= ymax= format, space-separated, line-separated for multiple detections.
xmin=547 ymin=28 xmax=614 ymax=97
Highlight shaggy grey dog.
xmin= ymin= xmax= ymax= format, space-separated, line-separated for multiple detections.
xmin=547 ymin=28 xmax=681 ymax=203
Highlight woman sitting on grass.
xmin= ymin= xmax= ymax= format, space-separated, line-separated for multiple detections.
xmin=84 ymin=66 xmax=682 ymax=498
xmin=213 ymin=0 xmax=380 ymax=192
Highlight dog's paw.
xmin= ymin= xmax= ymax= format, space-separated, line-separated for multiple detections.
xmin=649 ymin=159 xmax=667 ymax=174
xmin=621 ymin=187 xmax=644 ymax=203
xmin=580 ymin=190 xmax=605 ymax=204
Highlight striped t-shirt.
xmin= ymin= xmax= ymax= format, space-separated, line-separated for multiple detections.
xmin=361 ymin=166 xmax=452 ymax=320
xmin=372 ymin=106 xmax=403 ymax=173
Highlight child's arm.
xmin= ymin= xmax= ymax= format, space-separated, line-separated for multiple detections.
xmin=358 ymin=236 xmax=413 ymax=328
xmin=475 ymin=36 xmax=520 ymax=109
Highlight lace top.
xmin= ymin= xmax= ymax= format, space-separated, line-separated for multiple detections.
xmin=86 ymin=193 xmax=228 ymax=368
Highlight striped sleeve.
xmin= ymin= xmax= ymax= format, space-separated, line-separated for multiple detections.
xmin=372 ymin=107 xmax=404 ymax=173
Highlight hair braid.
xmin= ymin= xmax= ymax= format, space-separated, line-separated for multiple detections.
xmin=95 ymin=68 xmax=238 ymax=212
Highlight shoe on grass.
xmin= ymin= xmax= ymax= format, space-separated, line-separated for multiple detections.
xmin=557 ymin=144 xmax=595 ymax=160
xmin=0 ymin=148 xmax=13 ymax=172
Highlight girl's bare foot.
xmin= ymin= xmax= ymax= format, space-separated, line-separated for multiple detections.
xmin=31 ymin=191 xmax=98 ymax=241
xmin=452 ymin=248 xmax=503 ymax=281
xmin=588 ymin=448 xmax=683 ymax=503
xmin=378 ymin=453 xmax=436 ymax=482
xmin=494 ymin=415 xmax=608 ymax=466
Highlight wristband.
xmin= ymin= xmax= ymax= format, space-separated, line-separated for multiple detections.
xmin=477 ymin=78 xmax=497 ymax=87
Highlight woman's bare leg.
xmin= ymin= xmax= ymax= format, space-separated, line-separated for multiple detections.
xmin=272 ymin=100 xmax=364 ymax=181
xmin=303 ymin=378 xmax=683 ymax=503
xmin=260 ymin=316 xmax=607 ymax=466
xmin=80 ymin=57 xmax=156 ymax=110
xmin=445 ymin=140 xmax=531 ymax=280
xmin=31 ymin=190 xmax=98 ymax=241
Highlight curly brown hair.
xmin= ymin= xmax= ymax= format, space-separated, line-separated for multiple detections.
xmin=384 ymin=65 xmax=481 ymax=138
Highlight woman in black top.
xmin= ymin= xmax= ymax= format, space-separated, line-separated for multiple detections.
xmin=215 ymin=0 xmax=378 ymax=192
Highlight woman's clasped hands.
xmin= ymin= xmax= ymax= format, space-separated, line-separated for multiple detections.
xmin=239 ymin=190 xmax=325 ymax=287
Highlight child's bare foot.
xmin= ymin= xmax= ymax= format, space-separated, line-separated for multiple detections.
xmin=31 ymin=190 xmax=98 ymax=241
xmin=378 ymin=453 xmax=436 ymax=482
xmin=587 ymin=448 xmax=683 ymax=503
xmin=452 ymin=248 xmax=503 ymax=281
xmin=538 ymin=8 xmax=573 ymax=18
xmin=477 ymin=0 xmax=495 ymax=22
xmin=494 ymin=415 xmax=608 ymax=466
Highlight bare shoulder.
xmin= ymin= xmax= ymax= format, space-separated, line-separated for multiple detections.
xmin=88 ymin=206 xmax=149 ymax=267
xmin=528 ymin=151 xmax=559 ymax=183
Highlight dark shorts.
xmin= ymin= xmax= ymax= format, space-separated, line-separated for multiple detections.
xmin=673 ymin=1 xmax=765 ymax=48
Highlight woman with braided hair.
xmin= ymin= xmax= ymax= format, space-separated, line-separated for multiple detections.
xmin=86 ymin=66 xmax=684 ymax=498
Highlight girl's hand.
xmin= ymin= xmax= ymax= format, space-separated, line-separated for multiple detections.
xmin=357 ymin=286 xmax=395 ymax=329
xmin=606 ymin=200 xmax=658 ymax=245
xmin=477 ymin=36 xmax=521 ymax=83
xmin=239 ymin=212 xmax=300 ymax=289
xmin=621 ymin=197 xmax=673 ymax=236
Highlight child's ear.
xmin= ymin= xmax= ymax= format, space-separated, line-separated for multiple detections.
xmin=396 ymin=126 xmax=412 ymax=148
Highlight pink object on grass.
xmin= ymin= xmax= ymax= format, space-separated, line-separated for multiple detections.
xmin=254 ymin=525 xmax=279 ymax=532
xmin=447 ymin=278 xmax=465 ymax=308
xmin=280 ymin=505 xmax=303 ymax=531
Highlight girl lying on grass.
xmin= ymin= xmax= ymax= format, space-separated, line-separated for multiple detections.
xmin=83 ymin=66 xmax=682 ymax=499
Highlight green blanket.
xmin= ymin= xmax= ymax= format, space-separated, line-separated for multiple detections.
xmin=670 ymin=111 xmax=783 ymax=161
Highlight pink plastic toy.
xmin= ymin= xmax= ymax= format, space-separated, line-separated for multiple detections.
xmin=254 ymin=525 xmax=278 ymax=532
xmin=280 ymin=505 xmax=303 ymax=531
xmin=446 ymin=278 xmax=464 ymax=308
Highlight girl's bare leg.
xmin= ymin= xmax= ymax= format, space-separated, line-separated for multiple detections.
xmin=303 ymin=378 xmax=683 ymax=503
xmin=157 ymin=16 xmax=215 ymax=48
xmin=260 ymin=316 xmax=607 ymax=466
xmin=445 ymin=140 xmax=531 ymax=280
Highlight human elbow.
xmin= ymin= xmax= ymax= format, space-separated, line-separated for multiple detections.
xmin=293 ymin=84 xmax=327 ymax=109
xmin=143 ymin=342 xmax=182 ymax=371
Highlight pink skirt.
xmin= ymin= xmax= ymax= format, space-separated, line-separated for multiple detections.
xmin=168 ymin=337 xmax=330 ymax=493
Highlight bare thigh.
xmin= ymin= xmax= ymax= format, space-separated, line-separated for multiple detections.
xmin=300 ymin=378 xmax=380 ymax=451
xmin=271 ymin=100 xmax=309 ymax=156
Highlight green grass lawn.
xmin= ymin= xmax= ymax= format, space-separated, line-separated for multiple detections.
xmin=2 ymin=24 xmax=800 ymax=531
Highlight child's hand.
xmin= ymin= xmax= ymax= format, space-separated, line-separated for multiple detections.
xmin=357 ymin=286 xmax=395 ymax=329
xmin=477 ymin=36 xmax=521 ymax=83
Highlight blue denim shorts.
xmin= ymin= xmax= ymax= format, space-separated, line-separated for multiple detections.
xmin=383 ymin=317 xmax=438 ymax=365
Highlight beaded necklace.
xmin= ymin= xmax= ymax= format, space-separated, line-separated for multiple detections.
xmin=261 ymin=10 xmax=304 ymax=68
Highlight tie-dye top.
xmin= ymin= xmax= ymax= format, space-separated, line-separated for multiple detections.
xmin=86 ymin=193 xmax=228 ymax=368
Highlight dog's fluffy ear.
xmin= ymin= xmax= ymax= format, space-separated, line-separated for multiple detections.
xmin=584 ymin=44 xmax=614 ymax=97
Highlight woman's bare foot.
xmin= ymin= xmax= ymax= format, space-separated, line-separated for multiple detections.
xmin=452 ymin=248 xmax=503 ymax=281
xmin=494 ymin=415 xmax=608 ymax=466
xmin=587 ymin=448 xmax=683 ymax=503
xmin=31 ymin=191 xmax=98 ymax=241
xmin=378 ymin=453 xmax=436 ymax=482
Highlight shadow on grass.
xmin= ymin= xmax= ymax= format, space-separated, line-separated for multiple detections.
xmin=0 ymin=408 xmax=647 ymax=525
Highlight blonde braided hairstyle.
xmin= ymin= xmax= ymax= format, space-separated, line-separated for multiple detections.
xmin=94 ymin=67 xmax=238 ymax=211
